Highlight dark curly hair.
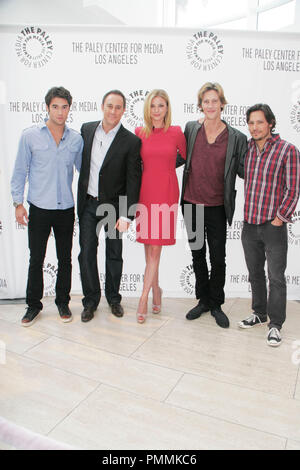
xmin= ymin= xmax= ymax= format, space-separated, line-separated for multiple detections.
xmin=45 ymin=86 xmax=72 ymax=107
xmin=246 ymin=103 xmax=276 ymax=133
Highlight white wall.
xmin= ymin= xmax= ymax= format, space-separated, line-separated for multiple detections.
xmin=1 ymin=0 xmax=300 ymax=31
xmin=0 ymin=0 xmax=163 ymax=26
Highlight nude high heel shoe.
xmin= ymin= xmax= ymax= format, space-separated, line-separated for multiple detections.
xmin=136 ymin=311 xmax=147 ymax=323
xmin=136 ymin=298 xmax=148 ymax=324
xmin=152 ymin=287 xmax=163 ymax=314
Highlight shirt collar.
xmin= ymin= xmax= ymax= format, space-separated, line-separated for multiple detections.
xmin=99 ymin=120 xmax=122 ymax=136
xmin=250 ymin=133 xmax=280 ymax=151
xmin=41 ymin=118 xmax=70 ymax=141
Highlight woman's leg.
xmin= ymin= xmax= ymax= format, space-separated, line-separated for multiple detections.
xmin=144 ymin=245 xmax=161 ymax=306
xmin=137 ymin=245 xmax=162 ymax=319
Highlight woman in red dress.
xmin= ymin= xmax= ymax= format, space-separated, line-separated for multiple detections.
xmin=135 ymin=89 xmax=186 ymax=323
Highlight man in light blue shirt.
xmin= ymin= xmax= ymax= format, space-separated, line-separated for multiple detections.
xmin=11 ymin=86 xmax=83 ymax=327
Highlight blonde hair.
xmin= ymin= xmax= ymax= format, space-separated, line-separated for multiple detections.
xmin=197 ymin=82 xmax=227 ymax=111
xmin=141 ymin=89 xmax=172 ymax=137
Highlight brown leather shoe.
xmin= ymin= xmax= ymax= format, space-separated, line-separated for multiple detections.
xmin=81 ymin=306 xmax=96 ymax=322
xmin=110 ymin=303 xmax=124 ymax=318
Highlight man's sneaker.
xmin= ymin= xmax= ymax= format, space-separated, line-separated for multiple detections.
xmin=57 ymin=304 xmax=73 ymax=323
xmin=238 ymin=313 xmax=267 ymax=329
xmin=211 ymin=307 xmax=230 ymax=328
xmin=267 ymin=327 xmax=282 ymax=347
xmin=21 ymin=307 xmax=41 ymax=327
xmin=186 ymin=302 xmax=209 ymax=320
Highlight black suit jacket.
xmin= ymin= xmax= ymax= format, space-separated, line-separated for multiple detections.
xmin=177 ymin=120 xmax=248 ymax=226
xmin=77 ymin=121 xmax=142 ymax=220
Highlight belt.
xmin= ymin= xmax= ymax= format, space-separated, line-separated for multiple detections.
xmin=86 ymin=194 xmax=99 ymax=201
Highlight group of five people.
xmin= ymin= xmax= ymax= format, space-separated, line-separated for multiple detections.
xmin=11 ymin=82 xmax=300 ymax=348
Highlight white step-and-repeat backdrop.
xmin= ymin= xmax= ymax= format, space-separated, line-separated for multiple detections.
xmin=0 ymin=25 xmax=300 ymax=300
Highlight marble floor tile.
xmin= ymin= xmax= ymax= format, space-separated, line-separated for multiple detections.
xmin=121 ymin=295 xmax=188 ymax=319
xmin=132 ymin=319 xmax=298 ymax=398
xmin=0 ymin=318 xmax=49 ymax=355
xmin=0 ymin=297 xmax=58 ymax=324
xmin=25 ymin=336 xmax=182 ymax=401
xmin=29 ymin=302 xmax=168 ymax=357
xmin=0 ymin=441 xmax=15 ymax=450
xmin=281 ymin=302 xmax=300 ymax=341
xmin=0 ymin=352 xmax=98 ymax=436
xmin=162 ymin=297 xmax=238 ymax=321
xmin=166 ymin=373 xmax=300 ymax=441
xmin=286 ymin=439 xmax=300 ymax=450
xmin=0 ymin=296 xmax=299 ymax=451
xmin=0 ymin=304 xmax=24 ymax=323
xmin=294 ymin=365 xmax=300 ymax=400
xmin=228 ymin=298 xmax=300 ymax=341
xmin=49 ymin=384 xmax=285 ymax=450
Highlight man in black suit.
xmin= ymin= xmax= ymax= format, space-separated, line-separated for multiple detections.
xmin=77 ymin=90 xmax=142 ymax=322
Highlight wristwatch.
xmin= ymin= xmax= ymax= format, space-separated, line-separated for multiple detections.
xmin=13 ymin=202 xmax=22 ymax=208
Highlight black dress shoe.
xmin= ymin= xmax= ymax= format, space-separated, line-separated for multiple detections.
xmin=211 ymin=307 xmax=230 ymax=328
xmin=186 ymin=302 xmax=210 ymax=320
xmin=110 ymin=303 xmax=124 ymax=318
xmin=57 ymin=304 xmax=73 ymax=323
xmin=81 ymin=306 xmax=96 ymax=323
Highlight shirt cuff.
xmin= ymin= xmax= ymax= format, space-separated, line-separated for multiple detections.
xmin=276 ymin=211 xmax=289 ymax=223
xmin=12 ymin=196 xmax=24 ymax=205
xmin=120 ymin=216 xmax=131 ymax=224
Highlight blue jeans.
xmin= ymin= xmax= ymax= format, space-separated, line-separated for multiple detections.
xmin=242 ymin=221 xmax=287 ymax=330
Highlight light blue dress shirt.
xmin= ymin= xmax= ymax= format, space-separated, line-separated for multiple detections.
xmin=11 ymin=120 xmax=83 ymax=210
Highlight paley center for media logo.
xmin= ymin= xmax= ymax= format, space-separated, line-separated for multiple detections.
xmin=43 ymin=262 xmax=57 ymax=296
xmin=186 ymin=30 xmax=224 ymax=71
xmin=124 ymin=89 xmax=150 ymax=128
xmin=290 ymin=80 xmax=300 ymax=133
xmin=288 ymin=210 xmax=300 ymax=247
xmin=180 ymin=264 xmax=195 ymax=295
xmin=290 ymin=100 xmax=300 ymax=133
xmin=15 ymin=26 xmax=54 ymax=68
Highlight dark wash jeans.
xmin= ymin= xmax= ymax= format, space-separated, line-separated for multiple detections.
xmin=242 ymin=220 xmax=288 ymax=330
xmin=182 ymin=202 xmax=227 ymax=309
xmin=26 ymin=204 xmax=75 ymax=310
xmin=78 ymin=198 xmax=123 ymax=309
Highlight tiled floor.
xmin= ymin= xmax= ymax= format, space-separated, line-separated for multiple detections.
xmin=0 ymin=295 xmax=299 ymax=450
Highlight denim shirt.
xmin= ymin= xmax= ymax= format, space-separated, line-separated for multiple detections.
xmin=11 ymin=120 xmax=83 ymax=210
